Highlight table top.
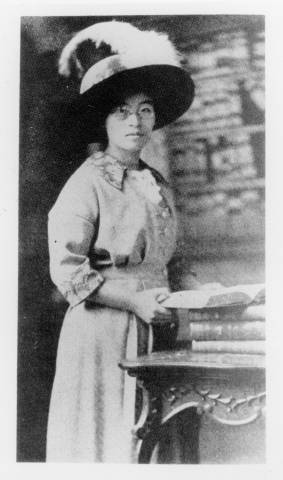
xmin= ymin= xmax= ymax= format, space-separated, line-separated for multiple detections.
xmin=119 ymin=349 xmax=265 ymax=372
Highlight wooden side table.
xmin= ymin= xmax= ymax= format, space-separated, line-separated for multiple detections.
xmin=119 ymin=350 xmax=265 ymax=463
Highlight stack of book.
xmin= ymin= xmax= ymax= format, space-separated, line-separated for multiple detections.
xmin=162 ymin=284 xmax=265 ymax=354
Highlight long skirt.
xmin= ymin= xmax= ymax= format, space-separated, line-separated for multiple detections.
xmin=46 ymin=302 xmax=139 ymax=462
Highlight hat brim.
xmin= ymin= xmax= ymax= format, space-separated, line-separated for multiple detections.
xmin=71 ymin=64 xmax=195 ymax=142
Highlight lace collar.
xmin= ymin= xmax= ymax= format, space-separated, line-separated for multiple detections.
xmin=89 ymin=151 xmax=167 ymax=190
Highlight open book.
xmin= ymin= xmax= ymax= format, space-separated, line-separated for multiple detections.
xmin=162 ymin=284 xmax=265 ymax=310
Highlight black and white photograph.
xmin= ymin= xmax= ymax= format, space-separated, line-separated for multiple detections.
xmin=16 ymin=13 xmax=267 ymax=465
xmin=1 ymin=4 xmax=277 ymax=470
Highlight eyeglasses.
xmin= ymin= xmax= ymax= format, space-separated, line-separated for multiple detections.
xmin=111 ymin=103 xmax=155 ymax=121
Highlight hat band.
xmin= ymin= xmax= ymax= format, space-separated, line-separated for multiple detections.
xmin=79 ymin=53 xmax=179 ymax=94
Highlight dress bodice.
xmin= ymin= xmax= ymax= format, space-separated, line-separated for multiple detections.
xmin=48 ymin=152 xmax=178 ymax=306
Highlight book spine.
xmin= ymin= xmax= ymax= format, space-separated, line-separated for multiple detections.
xmin=186 ymin=305 xmax=265 ymax=322
xmin=186 ymin=320 xmax=265 ymax=341
xmin=191 ymin=340 xmax=265 ymax=354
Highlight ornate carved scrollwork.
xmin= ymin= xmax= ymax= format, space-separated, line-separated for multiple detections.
xmin=129 ymin=367 xmax=265 ymax=463
xmin=161 ymin=383 xmax=266 ymax=427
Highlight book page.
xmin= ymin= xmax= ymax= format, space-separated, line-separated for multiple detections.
xmin=162 ymin=284 xmax=265 ymax=309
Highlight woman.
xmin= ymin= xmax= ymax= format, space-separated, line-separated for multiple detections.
xmin=47 ymin=21 xmax=195 ymax=463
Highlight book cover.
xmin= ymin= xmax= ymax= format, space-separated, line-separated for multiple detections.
xmin=182 ymin=305 xmax=265 ymax=322
xmin=191 ymin=340 xmax=265 ymax=354
xmin=183 ymin=320 xmax=265 ymax=341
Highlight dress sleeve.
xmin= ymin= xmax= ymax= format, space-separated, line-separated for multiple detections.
xmin=48 ymin=167 xmax=104 ymax=307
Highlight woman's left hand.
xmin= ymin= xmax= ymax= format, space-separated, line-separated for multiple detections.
xmin=129 ymin=287 xmax=172 ymax=324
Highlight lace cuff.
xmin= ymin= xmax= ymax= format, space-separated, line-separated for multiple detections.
xmin=59 ymin=259 xmax=105 ymax=307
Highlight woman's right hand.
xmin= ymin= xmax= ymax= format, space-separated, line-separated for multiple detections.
xmin=129 ymin=288 xmax=172 ymax=324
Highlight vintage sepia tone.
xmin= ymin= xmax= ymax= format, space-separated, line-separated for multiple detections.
xmin=18 ymin=15 xmax=265 ymax=463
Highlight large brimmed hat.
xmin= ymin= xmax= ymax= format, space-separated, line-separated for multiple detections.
xmin=59 ymin=21 xmax=195 ymax=139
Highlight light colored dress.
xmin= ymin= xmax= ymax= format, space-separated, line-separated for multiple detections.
xmin=46 ymin=151 xmax=178 ymax=462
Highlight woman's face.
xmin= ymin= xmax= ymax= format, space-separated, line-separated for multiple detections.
xmin=105 ymin=92 xmax=155 ymax=153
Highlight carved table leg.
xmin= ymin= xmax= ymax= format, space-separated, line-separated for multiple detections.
xmin=133 ymin=380 xmax=201 ymax=463
xmin=133 ymin=380 xmax=162 ymax=463
xmin=136 ymin=409 xmax=201 ymax=464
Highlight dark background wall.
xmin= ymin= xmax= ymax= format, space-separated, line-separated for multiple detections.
xmin=18 ymin=15 xmax=265 ymax=462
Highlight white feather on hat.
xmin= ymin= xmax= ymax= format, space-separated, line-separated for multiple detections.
xmin=59 ymin=20 xmax=181 ymax=79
